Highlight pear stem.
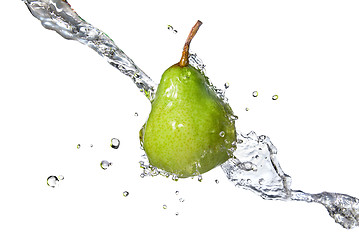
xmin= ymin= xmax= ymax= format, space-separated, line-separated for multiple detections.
xmin=179 ymin=20 xmax=203 ymax=67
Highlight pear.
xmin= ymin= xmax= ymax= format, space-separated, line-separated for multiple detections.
xmin=140 ymin=21 xmax=236 ymax=178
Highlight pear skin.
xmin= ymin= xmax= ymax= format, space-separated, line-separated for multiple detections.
xmin=140 ymin=21 xmax=236 ymax=178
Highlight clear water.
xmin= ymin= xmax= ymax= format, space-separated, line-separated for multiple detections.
xmin=110 ymin=138 xmax=120 ymax=149
xmin=100 ymin=160 xmax=112 ymax=170
xmin=24 ymin=0 xmax=359 ymax=229
xmin=23 ymin=0 xmax=157 ymax=101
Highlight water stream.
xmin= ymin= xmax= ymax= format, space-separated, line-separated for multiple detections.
xmin=23 ymin=0 xmax=359 ymax=229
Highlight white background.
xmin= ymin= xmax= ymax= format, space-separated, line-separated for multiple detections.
xmin=1 ymin=0 xmax=359 ymax=239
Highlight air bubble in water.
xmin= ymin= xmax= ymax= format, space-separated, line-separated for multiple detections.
xmin=110 ymin=138 xmax=120 ymax=149
xmin=272 ymin=94 xmax=278 ymax=100
xmin=123 ymin=191 xmax=129 ymax=197
xmin=100 ymin=160 xmax=112 ymax=170
xmin=252 ymin=91 xmax=258 ymax=97
xmin=47 ymin=176 xmax=59 ymax=188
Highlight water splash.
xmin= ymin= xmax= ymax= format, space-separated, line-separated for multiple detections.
xmin=23 ymin=0 xmax=359 ymax=230
xmin=23 ymin=0 xmax=157 ymax=101
xmin=221 ymin=131 xmax=359 ymax=229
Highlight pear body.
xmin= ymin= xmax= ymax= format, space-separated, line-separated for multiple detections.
xmin=140 ymin=64 xmax=236 ymax=178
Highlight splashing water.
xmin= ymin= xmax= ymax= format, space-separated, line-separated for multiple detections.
xmin=221 ymin=131 xmax=359 ymax=229
xmin=23 ymin=0 xmax=359 ymax=229
xmin=23 ymin=0 xmax=157 ymax=101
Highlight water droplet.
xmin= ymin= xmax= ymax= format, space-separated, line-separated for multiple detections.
xmin=272 ymin=94 xmax=278 ymax=100
xmin=172 ymin=175 xmax=179 ymax=181
xmin=215 ymin=179 xmax=219 ymax=184
xmin=247 ymin=179 xmax=252 ymax=184
xmin=198 ymin=175 xmax=203 ymax=182
xmin=224 ymin=82 xmax=230 ymax=89
xmin=110 ymin=138 xmax=120 ymax=149
xmin=252 ymin=91 xmax=258 ymax=97
xmin=175 ymin=191 xmax=179 ymax=195
xmin=58 ymin=175 xmax=64 ymax=180
xmin=76 ymin=144 xmax=81 ymax=149
xmin=219 ymin=131 xmax=225 ymax=137
xmin=90 ymin=144 xmax=93 ymax=148
xmin=167 ymin=25 xmax=177 ymax=34
xmin=230 ymin=115 xmax=239 ymax=121
xmin=239 ymin=179 xmax=245 ymax=186
xmin=163 ymin=204 xmax=167 ymax=209
xmin=123 ymin=191 xmax=129 ymax=197
xmin=134 ymin=112 xmax=138 ymax=117
xmin=179 ymin=198 xmax=185 ymax=203
xmin=259 ymin=178 xmax=264 ymax=185
xmin=140 ymin=173 xmax=145 ymax=178
xmin=245 ymin=107 xmax=249 ymax=111
xmin=47 ymin=176 xmax=59 ymax=188
xmin=175 ymin=212 xmax=179 ymax=216
xmin=100 ymin=160 xmax=112 ymax=170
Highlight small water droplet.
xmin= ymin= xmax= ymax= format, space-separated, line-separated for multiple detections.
xmin=167 ymin=25 xmax=173 ymax=30
xmin=163 ymin=204 xmax=167 ymax=209
xmin=123 ymin=191 xmax=129 ymax=197
xmin=100 ymin=160 xmax=112 ymax=170
xmin=90 ymin=144 xmax=93 ymax=148
xmin=259 ymin=178 xmax=264 ymax=185
xmin=173 ymin=29 xmax=178 ymax=34
xmin=47 ymin=176 xmax=59 ymax=188
xmin=247 ymin=179 xmax=252 ymax=184
xmin=224 ymin=82 xmax=230 ymax=89
xmin=239 ymin=179 xmax=245 ymax=186
xmin=175 ymin=212 xmax=179 ymax=216
xmin=198 ymin=175 xmax=203 ymax=182
xmin=134 ymin=112 xmax=138 ymax=117
xmin=215 ymin=179 xmax=219 ymax=184
xmin=245 ymin=107 xmax=249 ymax=111
xmin=110 ymin=138 xmax=120 ymax=149
xmin=172 ymin=175 xmax=179 ymax=181
xmin=140 ymin=173 xmax=145 ymax=178
xmin=272 ymin=94 xmax=278 ymax=100
xmin=58 ymin=175 xmax=64 ymax=180
xmin=219 ymin=131 xmax=225 ymax=137
xmin=76 ymin=144 xmax=81 ymax=149
xmin=179 ymin=198 xmax=185 ymax=203
xmin=175 ymin=191 xmax=179 ymax=195
xmin=252 ymin=91 xmax=258 ymax=97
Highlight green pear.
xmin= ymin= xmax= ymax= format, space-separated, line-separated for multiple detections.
xmin=140 ymin=21 xmax=236 ymax=178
